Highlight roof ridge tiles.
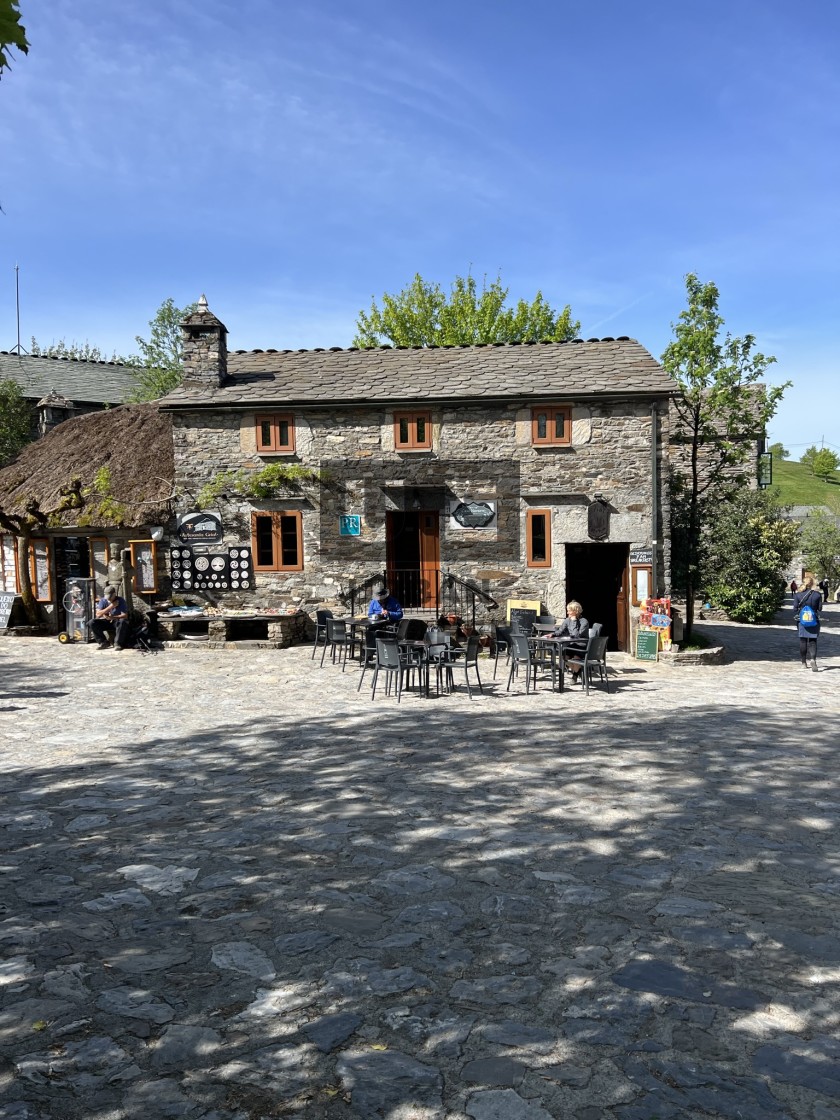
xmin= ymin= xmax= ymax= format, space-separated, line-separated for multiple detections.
xmin=222 ymin=336 xmax=640 ymax=357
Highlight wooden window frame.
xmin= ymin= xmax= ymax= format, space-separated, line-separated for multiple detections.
xmin=255 ymin=413 xmax=296 ymax=454
xmin=129 ymin=539 xmax=158 ymax=594
xmin=28 ymin=538 xmax=53 ymax=601
xmin=0 ymin=533 xmax=16 ymax=593
xmin=531 ymin=405 xmax=572 ymax=447
xmin=251 ymin=511 xmax=304 ymax=572
xmin=631 ymin=565 xmax=653 ymax=607
xmin=394 ymin=411 xmax=432 ymax=451
xmin=526 ymin=509 xmax=551 ymax=568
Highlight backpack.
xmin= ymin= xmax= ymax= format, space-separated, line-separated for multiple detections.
xmin=797 ymin=595 xmax=818 ymax=627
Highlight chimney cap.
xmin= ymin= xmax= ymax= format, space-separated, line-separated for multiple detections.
xmin=181 ymin=295 xmax=228 ymax=334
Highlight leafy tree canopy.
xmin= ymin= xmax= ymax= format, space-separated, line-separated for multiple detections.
xmin=0 ymin=0 xmax=28 ymax=79
xmin=704 ymin=489 xmax=799 ymax=623
xmin=800 ymin=508 xmax=840 ymax=586
xmin=0 ymin=376 xmax=31 ymax=465
xmin=353 ymin=272 xmax=579 ymax=348
xmin=128 ymin=297 xmax=197 ymax=401
xmin=662 ymin=273 xmax=788 ymax=638
xmin=768 ymin=441 xmax=789 ymax=460
xmin=809 ymin=447 xmax=840 ymax=482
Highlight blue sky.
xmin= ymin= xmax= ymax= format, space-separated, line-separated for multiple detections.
xmin=1 ymin=0 xmax=838 ymax=454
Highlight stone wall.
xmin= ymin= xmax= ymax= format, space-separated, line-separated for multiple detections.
xmin=171 ymin=398 xmax=669 ymax=619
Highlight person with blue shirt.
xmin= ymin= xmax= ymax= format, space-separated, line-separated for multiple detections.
xmin=91 ymin=586 xmax=131 ymax=650
xmin=367 ymin=585 xmax=403 ymax=627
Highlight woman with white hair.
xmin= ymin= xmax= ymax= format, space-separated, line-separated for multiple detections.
xmin=554 ymin=600 xmax=590 ymax=683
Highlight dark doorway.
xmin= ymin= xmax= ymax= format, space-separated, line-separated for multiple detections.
xmin=565 ymin=543 xmax=629 ymax=651
xmin=386 ymin=511 xmax=440 ymax=609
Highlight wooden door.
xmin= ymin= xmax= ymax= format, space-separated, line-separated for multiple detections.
xmin=418 ymin=511 xmax=440 ymax=609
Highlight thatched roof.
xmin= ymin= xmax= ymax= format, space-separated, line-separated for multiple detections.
xmin=0 ymin=404 xmax=174 ymax=528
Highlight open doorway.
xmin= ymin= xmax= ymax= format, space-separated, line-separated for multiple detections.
xmin=565 ymin=543 xmax=628 ymax=651
xmin=386 ymin=511 xmax=440 ymax=609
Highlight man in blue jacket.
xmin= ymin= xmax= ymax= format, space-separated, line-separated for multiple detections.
xmin=367 ymin=585 xmax=403 ymax=626
xmin=91 ymin=586 xmax=131 ymax=650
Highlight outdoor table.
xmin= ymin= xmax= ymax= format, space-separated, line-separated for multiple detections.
xmin=529 ymin=636 xmax=568 ymax=692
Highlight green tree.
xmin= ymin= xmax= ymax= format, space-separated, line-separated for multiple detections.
xmin=353 ymin=272 xmax=579 ymax=348
xmin=810 ymin=447 xmax=840 ymax=482
xmin=0 ymin=377 xmax=31 ymax=465
xmin=128 ymin=297 xmax=197 ymax=400
xmin=663 ymin=273 xmax=788 ymax=640
xmin=768 ymin=441 xmax=788 ymax=460
xmin=703 ymin=490 xmax=799 ymax=622
xmin=800 ymin=445 xmax=818 ymax=472
xmin=0 ymin=0 xmax=28 ymax=79
xmin=800 ymin=508 xmax=840 ymax=586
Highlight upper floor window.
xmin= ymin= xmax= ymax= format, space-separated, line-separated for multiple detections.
xmin=256 ymin=413 xmax=295 ymax=454
xmin=251 ymin=511 xmax=303 ymax=571
xmin=394 ymin=411 xmax=432 ymax=451
xmin=531 ymin=405 xmax=571 ymax=447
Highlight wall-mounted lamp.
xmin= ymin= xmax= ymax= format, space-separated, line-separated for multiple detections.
xmin=149 ymin=526 xmax=164 ymax=542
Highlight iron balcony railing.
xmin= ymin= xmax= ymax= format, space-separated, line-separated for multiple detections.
xmin=347 ymin=567 xmax=498 ymax=626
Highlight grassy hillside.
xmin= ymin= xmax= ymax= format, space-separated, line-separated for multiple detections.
xmin=771 ymin=458 xmax=840 ymax=515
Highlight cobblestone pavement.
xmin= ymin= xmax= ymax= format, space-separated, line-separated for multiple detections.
xmin=0 ymin=604 xmax=838 ymax=1120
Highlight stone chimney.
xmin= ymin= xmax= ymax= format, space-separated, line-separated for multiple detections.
xmin=180 ymin=294 xmax=228 ymax=388
xmin=36 ymin=390 xmax=75 ymax=438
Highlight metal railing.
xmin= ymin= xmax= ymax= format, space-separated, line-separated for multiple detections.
xmin=347 ymin=567 xmax=498 ymax=626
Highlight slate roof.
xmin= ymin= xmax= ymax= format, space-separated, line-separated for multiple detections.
xmin=161 ymin=337 xmax=675 ymax=409
xmin=0 ymin=352 xmax=138 ymax=405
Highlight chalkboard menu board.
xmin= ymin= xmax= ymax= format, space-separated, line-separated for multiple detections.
xmin=635 ymin=630 xmax=659 ymax=661
xmin=0 ymin=591 xmax=15 ymax=630
xmin=509 ymin=608 xmax=538 ymax=635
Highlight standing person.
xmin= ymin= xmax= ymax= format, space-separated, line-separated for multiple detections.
xmin=554 ymin=601 xmax=590 ymax=683
xmin=819 ymin=577 xmax=830 ymax=603
xmin=367 ymin=585 xmax=403 ymax=627
xmin=790 ymin=579 xmax=798 ymax=595
xmin=91 ymin=586 xmax=131 ymax=651
xmin=793 ymin=576 xmax=822 ymax=672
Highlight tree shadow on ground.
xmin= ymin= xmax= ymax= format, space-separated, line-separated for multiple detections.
xmin=1 ymin=656 xmax=838 ymax=1119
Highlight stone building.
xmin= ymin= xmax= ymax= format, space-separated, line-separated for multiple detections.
xmin=161 ymin=299 xmax=677 ymax=651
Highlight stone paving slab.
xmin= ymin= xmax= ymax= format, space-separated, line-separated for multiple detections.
xmin=0 ymin=604 xmax=838 ymax=1119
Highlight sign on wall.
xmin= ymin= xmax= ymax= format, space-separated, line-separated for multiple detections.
xmin=177 ymin=511 xmax=223 ymax=545
xmin=339 ymin=515 xmax=361 ymax=536
xmin=170 ymin=546 xmax=254 ymax=591
xmin=448 ymin=500 xmax=497 ymax=529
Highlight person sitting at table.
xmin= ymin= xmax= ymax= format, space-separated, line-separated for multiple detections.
xmin=367 ymin=585 xmax=404 ymax=628
xmin=554 ymin=600 xmax=589 ymax=682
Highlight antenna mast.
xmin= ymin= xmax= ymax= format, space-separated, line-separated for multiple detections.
xmin=9 ymin=264 xmax=29 ymax=354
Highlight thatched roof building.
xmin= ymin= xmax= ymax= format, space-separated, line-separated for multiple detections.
xmin=0 ymin=403 xmax=174 ymax=527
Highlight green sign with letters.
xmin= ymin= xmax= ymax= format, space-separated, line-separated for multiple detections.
xmin=635 ymin=629 xmax=659 ymax=661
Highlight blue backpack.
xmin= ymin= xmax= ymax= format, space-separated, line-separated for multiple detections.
xmin=798 ymin=596 xmax=818 ymax=627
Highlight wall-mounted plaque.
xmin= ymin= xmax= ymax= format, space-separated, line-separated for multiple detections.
xmin=177 ymin=511 xmax=223 ymax=544
xmin=171 ymin=545 xmax=253 ymax=592
xmin=588 ymin=499 xmax=610 ymax=541
xmin=339 ymin=515 xmax=361 ymax=536
xmin=449 ymin=500 xmax=497 ymax=529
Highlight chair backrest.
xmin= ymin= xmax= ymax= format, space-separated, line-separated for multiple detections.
xmin=464 ymin=634 xmax=480 ymax=664
xmin=316 ymin=609 xmax=333 ymax=626
xmin=375 ymin=637 xmax=402 ymax=668
xmin=405 ymin=618 xmax=428 ymax=641
xmin=495 ymin=624 xmax=512 ymax=648
xmin=427 ymin=627 xmax=448 ymax=647
xmin=511 ymin=633 xmax=532 ymax=660
xmin=587 ymin=635 xmax=608 ymax=663
xmin=588 ymin=622 xmax=603 ymax=639
xmin=538 ymin=614 xmax=556 ymax=626
xmin=326 ymin=618 xmax=346 ymax=641
xmin=395 ymin=619 xmax=411 ymax=641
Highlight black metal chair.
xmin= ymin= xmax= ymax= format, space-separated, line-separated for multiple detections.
xmin=320 ymin=617 xmax=352 ymax=670
xmin=448 ymin=634 xmax=484 ymax=698
xmin=565 ymin=632 xmax=611 ymax=694
xmin=311 ymin=609 xmax=333 ymax=660
xmin=492 ymin=624 xmax=513 ymax=680
xmin=371 ymin=637 xmax=409 ymax=701
xmin=506 ymin=632 xmax=558 ymax=694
